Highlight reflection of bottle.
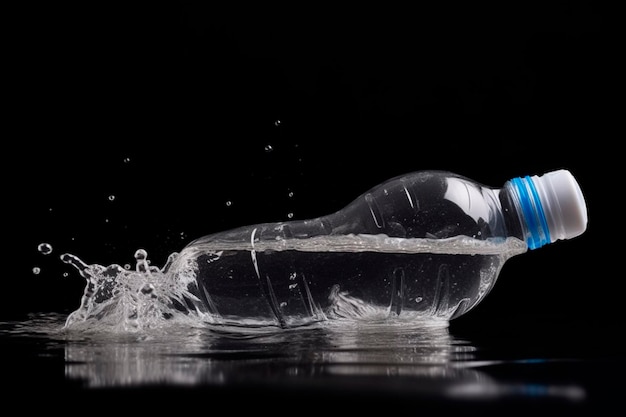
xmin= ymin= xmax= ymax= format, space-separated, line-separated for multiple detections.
xmin=174 ymin=170 xmax=587 ymax=328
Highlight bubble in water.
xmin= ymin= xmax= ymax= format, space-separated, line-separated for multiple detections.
xmin=274 ymin=119 xmax=281 ymax=126
xmin=38 ymin=243 xmax=53 ymax=255
xmin=108 ymin=195 xmax=116 ymax=201
xmin=32 ymin=267 xmax=41 ymax=275
xmin=63 ymin=272 xmax=69 ymax=277
xmin=288 ymin=191 xmax=294 ymax=198
xmin=225 ymin=200 xmax=232 ymax=207
xmin=264 ymin=144 xmax=273 ymax=153
xmin=123 ymin=157 xmax=131 ymax=163
xmin=287 ymin=212 xmax=294 ymax=219
xmin=141 ymin=284 xmax=155 ymax=295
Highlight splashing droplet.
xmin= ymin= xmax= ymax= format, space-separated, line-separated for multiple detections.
xmin=32 ymin=267 xmax=41 ymax=275
xmin=38 ymin=243 xmax=53 ymax=255
xmin=134 ymin=249 xmax=148 ymax=261
xmin=134 ymin=249 xmax=150 ymax=273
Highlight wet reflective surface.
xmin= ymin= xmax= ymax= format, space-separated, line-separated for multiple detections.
xmin=1 ymin=312 xmax=622 ymax=414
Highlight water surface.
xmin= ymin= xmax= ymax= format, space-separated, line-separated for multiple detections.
xmin=1 ymin=310 xmax=618 ymax=415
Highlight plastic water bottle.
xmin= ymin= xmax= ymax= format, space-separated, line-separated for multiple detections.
xmin=172 ymin=169 xmax=587 ymax=328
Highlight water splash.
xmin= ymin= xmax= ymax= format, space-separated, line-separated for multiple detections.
xmin=60 ymin=249 xmax=205 ymax=333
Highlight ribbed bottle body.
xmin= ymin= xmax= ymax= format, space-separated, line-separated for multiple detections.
xmin=174 ymin=171 xmax=527 ymax=328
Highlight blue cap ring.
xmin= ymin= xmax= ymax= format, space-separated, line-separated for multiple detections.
xmin=510 ymin=176 xmax=551 ymax=249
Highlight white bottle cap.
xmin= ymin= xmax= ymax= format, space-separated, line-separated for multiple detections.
xmin=530 ymin=169 xmax=588 ymax=242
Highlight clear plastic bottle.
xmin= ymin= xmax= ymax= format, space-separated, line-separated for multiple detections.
xmin=172 ymin=169 xmax=587 ymax=328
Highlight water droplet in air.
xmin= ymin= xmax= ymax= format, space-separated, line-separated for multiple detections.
xmin=264 ymin=144 xmax=273 ymax=153
xmin=134 ymin=249 xmax=150 ymax=273
xmin=38 ymin=243 xmax=53 ymax=255
xmin=32 ymin=267 xmax=41 ymax=275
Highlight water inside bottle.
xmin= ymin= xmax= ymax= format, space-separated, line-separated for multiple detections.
xmin=59 ymin=234 xmax=527 ymax=333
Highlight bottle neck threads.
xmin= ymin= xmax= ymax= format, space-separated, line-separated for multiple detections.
xmin=508 ymin=169 xmax=588 ymax=250
xmin=509 ymin=176 xmax=551 ymax=250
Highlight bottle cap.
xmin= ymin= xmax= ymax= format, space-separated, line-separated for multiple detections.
xmin=510 ymin=169 xmax=587 ymax=249
xmin=530 ymin=169 xmax=588 ymax=242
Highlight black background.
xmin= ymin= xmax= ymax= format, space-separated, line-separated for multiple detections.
xmin=4 ymin=3 xmax=619 ymax=330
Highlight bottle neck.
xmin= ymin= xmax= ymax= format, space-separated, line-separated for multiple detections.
xmin=504 ymin=177 xmax=551 ymax=250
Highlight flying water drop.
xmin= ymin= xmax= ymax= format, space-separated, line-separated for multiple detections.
xmin=38 ymin=243 xmax=53 ymax=255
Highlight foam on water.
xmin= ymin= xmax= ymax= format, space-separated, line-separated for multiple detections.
xmin=185 ymin=233 xmax=527 ymax=255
